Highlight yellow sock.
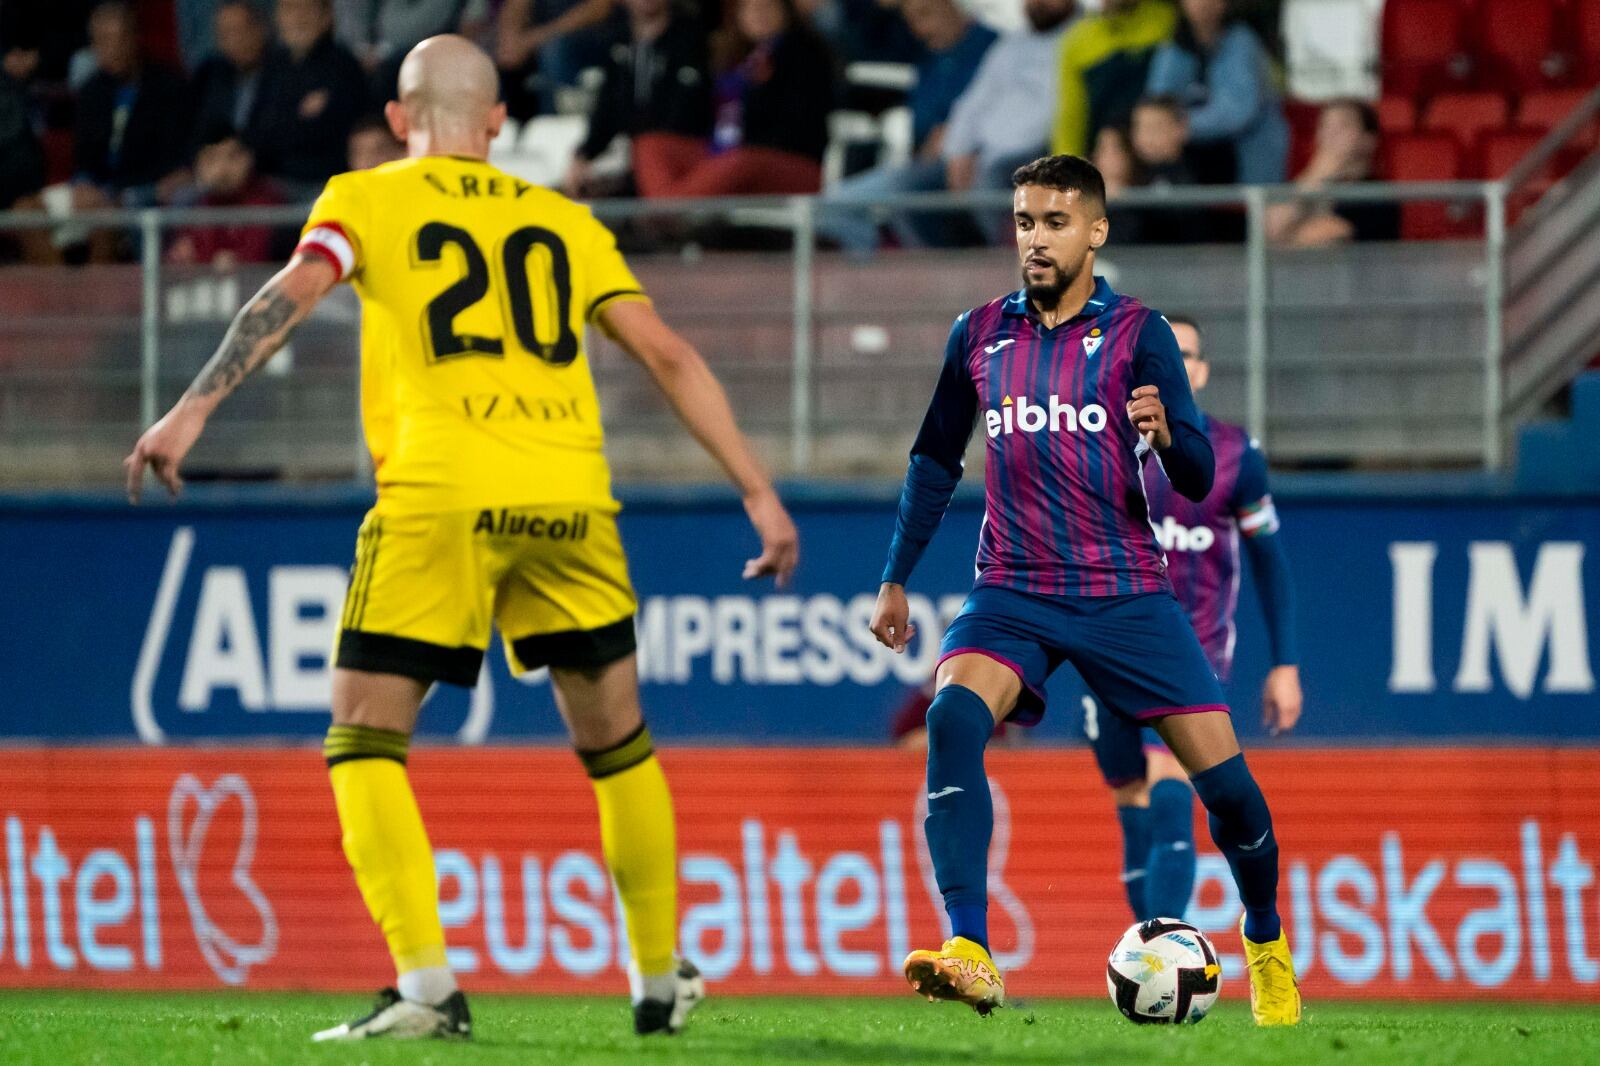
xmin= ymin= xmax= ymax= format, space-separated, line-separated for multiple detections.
xmin=580 ymin=725 xmax=678 ymax=977
xmin=325 ymin=725 xmax=448 ymax=976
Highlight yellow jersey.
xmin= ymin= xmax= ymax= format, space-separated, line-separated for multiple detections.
xmin=297 ymin=156 xmax=649 ymax=516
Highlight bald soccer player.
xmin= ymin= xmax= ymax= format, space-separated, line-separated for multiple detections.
xmin=126 ymin=35 xmax=799 ymax=1042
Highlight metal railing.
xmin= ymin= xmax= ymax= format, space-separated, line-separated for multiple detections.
xmin=0 ymin=158 xmax=1585 ymax=485
xmin=1502 ymin=87 xmax=1600 ymax=430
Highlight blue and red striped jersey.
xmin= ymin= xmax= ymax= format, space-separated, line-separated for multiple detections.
xmin=884 ymin=277 xmax=1214 ymax=598
xmin=1143 ymin=415 xmax=1287 ymax=679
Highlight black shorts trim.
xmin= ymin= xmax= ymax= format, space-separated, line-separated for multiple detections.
xmin=336 ymin=629 xmax=483 ymax=688
xmin=510 ymin=615 xmax=636 ymax=673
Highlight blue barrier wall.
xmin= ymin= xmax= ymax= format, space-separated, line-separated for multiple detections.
xmin=1 ymin=484 xmax=1595 ymax=743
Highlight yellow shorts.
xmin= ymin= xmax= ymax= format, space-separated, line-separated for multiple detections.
xmin=334 ymin=505 xmax=637 ymax=686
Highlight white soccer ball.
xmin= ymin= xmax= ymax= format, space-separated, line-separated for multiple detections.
xmin=1106 ymin=918 xmax=1222 ymax=1024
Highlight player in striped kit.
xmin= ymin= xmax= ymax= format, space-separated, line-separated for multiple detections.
xmin=1082 ymin=314 xmax=1302 ymax=931
xmin=868 ymin=155 xmax=1301 ymax=1025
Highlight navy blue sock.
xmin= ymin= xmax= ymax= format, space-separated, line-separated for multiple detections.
xmin=923 ymin=684 xmax=995 ymax=951
xmin=1191 ymin=753 xmax=1281 ymax=943
xmin=1115 ymin=805 xmax=1154 ymax=921
xmin=1144 ymin=779 xmax=1197 ymax=920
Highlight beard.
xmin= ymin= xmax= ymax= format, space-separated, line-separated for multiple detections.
xmin=1021 ymin=253 xmax=1084 ymax=308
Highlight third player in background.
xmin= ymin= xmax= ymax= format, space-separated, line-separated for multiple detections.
xmin=1080 ymin=314 xmax=1303 ymax=927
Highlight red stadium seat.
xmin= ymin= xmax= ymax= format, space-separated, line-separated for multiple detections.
xmin=1422 ymin=92 xmax=1511 ymax=150
xmin=1475 ymin=0 xmax=1568 ymax=91
xmin=1479 ymin=128 xmax=1559 ymax=225
xmin=1518 ymin=89 xmax=1599 ymax=149
xmin=1381 ymin=0 xmax=1472 ymax=95
xmin=1479 ymin=128 xmax=1545 ymax=179
xmin=1384 ymin=131 xmax=1464 ymax=181
xmin=1382 ymin=131 xmax=1469 ymax=239
xmin=1376 ymin=96 xmax=1417 ymax=134
xmin=1576 ymin=0 xmax=1600 ymax=81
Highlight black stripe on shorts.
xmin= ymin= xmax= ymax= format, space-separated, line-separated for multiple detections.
xmin=336 ymin=629 xmax=483 ymax=688
xmin=510 ymin=615 xmax=637 ymax=673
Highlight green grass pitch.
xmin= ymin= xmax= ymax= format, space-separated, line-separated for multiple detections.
xmin=1 ymin=991 xmax=1597 ymax=1066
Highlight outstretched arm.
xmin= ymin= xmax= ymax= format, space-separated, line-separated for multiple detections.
xmin=1234 ymin=443 xmax=1302 ymax=734
xmin=870 ymin=315 xmax=978 ymax=652
xmin=124 ymin=254 xmax=339 ymax=501
xmin=598 ymin=298 xmax=798 ymax=585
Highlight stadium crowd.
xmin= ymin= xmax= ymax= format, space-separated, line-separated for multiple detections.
xmin=0 ymin=0 xmax=1399 ymax=265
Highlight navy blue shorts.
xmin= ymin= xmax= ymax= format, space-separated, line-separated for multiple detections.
xmin=1073 ymin=687 xmax=1173 ymax=787
xmin=937 ymin=585 xmax=1228 ymax=730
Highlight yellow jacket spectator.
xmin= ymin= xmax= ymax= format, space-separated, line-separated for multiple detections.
xmin=1050 ymin=0 xmax=1176 ymax=157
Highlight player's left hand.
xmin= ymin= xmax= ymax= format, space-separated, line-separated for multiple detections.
xmin=741 ymin=488 xmax=800 ymax=587
xmin=124 ymin=404 xmax=206 ymax=503
xmin=1262 ymin=664 xmax=1303 ymax=736
xmin=1126 ymin=386 xmax=1171 ymax=449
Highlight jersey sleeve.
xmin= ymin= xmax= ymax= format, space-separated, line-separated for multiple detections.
xmin=1231 ymin=438 xmax=1281 ymax=538
xmin=297 ymin=173 xmax=371 ymax=283
xmin=1233 ymin=437 xmax=1296 ymax=664
xmin=881 ymin=314 xmax=978 ymax=586
xmin=581 ymin=212 xmax=650 ymax=322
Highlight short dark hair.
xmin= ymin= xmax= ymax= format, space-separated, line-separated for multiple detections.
xmin=1324 ymin=97 xmax=1380 ymax=135
xmin=1011 ymin=154 xmax=1106 ymax=211
xmin=1166 ymin=314 xmax=1203 ymax=358
xmin=1133 ymin=93 xmax=1187 ymax=121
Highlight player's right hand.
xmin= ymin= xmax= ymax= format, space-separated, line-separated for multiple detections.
xmin=741 ymin=489 xmax=799 ymax=587
xmin=124 ymin=404 xmax=205 ymax=504
xmin=870 ymin=582 xmax=916 ymax=653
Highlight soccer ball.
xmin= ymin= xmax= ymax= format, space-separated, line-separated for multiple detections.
xmin=1106 ymin=918 xmax=1222 ymax=1024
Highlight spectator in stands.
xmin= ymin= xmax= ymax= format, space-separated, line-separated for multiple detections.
xmin=496 ymin=0 xmax=623 ymax=119
xmin=1093 ymin=121 xmax=1143 ymax=236
xmin=348 ymin=112 xmax=405 ymax=168
xmin=252 ymin=0 xmax=368 ymax=196
xmin=178 ymin=0 xmax=244 ymax=70
xmin=0 ymin=34 xmax=47 ymax=211
xmin=191 ymin=1 xmax=271 ymax=157
xmin=10 ymin=3 xmax=188 ymax=263
xmin=821 ymin=0 xmax=924 ymax=65
xmin=818 ymin=0 xmax=1000 ymax=251
xmin=564 ymin=0 xmax=713 ymax=198
xmin=1 ymin=3 xmax=95 ymax=84
xmin=641 ymin=0 xmax=835 ymax=197
xmin=1266 ymin=98 xmax=1399 ymax=246
xmin=166 ymin=125 xmax=285 ymax=268
xmin=1116 ymin=94 xmax=1218 ymax=243
xmin=1130 ymin=95 xmax=1194 ymax=183
xmin=336 ymin=0 xmax=489 ymax=98
xmin=72 ymin=2 xmax=192 ymax=204
xmin=1050 ymin=0 xmax=1175 ymax=159
xmin=899 ymin=0 xmax=995 ymax=158
xmin=1145 ymin=0 xmax=1286 ymax=184
xmin=1094 ymin=122 xmax=1137 ymax=197
xmin=944 ymin=0 xmax=1076 ymax=191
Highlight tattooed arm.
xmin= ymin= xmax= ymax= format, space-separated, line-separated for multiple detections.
xmin=124 ymin=254 xmax=339 ymax=502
